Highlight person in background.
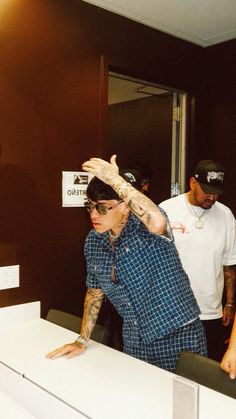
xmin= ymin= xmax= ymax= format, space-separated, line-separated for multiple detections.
xmin=132 ymin=160 xmax=153 ymax=196
xmin=46 ymin=155 xmax=207 ymax=373
xmin=221 ymin=315 xmax=236 ymax=378
xmin=160 ymin=160 xmax=236 ymax=361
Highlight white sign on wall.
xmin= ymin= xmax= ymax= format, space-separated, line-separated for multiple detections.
xmin=62 ymin=171 xmax=93 ymax=207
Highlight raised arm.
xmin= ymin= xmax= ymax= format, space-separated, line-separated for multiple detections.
xmin=46 ymin=288 xmax=104 ymax=359
xmin=82 ymin=155 xmax=167 ymax=235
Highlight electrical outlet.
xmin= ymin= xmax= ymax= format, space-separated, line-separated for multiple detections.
xmin=0 ymin=265 xmax=20 ymax=290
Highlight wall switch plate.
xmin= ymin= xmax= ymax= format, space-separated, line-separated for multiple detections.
xmin=0 ymin=265 xmax=20 ymax=290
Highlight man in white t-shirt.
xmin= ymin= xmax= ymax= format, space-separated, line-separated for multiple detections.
xmin=160 ymin=159 xmax=236 ymax=361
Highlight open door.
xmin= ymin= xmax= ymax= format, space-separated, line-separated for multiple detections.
xmin=107 ymin=72 xmax=187 ymax=203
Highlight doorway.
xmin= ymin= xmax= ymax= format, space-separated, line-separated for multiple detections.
xmin=107 ymin=72 xmax=187 ymax=203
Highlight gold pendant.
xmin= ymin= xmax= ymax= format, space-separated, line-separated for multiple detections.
xmin=195 ymin=219 xmax=204 ymax=229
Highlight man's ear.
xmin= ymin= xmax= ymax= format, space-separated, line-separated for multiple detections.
xmin=190 ymin=176 xmax=197 ymax=189
xmin=119 ymin=202 xmax=130 ymax=214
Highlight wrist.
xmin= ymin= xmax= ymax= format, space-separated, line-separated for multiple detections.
xmin=112 ymin=179 xmax=131 ymax=198
xmin=76 ymin=336 xmax=88 ymax=347
xmin=110 ymin=175 xmax=125 ymax=188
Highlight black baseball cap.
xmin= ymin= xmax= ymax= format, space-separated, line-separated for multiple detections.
xmin=119 ymin=169 xmax=142 ymax=190
xmin=193 ymin=160 xmax=224 ymax=194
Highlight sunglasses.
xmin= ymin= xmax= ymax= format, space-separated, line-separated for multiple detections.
xmin=84 ymin=200 xmax=123 ymax=215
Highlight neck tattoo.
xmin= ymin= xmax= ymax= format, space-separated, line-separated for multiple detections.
xmin=186 ymin=194 xmax=206 ymax=229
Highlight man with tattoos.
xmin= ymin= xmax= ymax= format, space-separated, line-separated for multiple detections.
xmin=46 ymin=155 xmax=207 ymax=372
xmin=160 ymin=160 xmax=236 ymax=361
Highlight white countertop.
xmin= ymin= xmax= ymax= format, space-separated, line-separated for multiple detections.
xmin=0 ymin=317 xmax=173 ymax=419
xmin=0 ymin=302 xmax=235 ymax=419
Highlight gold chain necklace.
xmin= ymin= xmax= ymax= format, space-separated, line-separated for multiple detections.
xmin=109 ymin=230 xmax=118 ymax=243
xmin=185 ymin=194 xmax=206 ymax=229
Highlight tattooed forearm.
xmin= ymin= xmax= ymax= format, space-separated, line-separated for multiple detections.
xmin=112 ymin=179 xmax=166 ymax=233
xmin=80 ymin=288 xmax=104 ymax=342
xmin=127 ymin=198 xmax=155 ymax=228
xmin=224 ymin=265 xmax=236 ymax=303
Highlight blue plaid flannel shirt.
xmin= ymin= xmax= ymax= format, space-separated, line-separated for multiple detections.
xmin=85 ymin=212 xmax=200 ymax=346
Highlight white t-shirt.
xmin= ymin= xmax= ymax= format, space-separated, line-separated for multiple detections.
xmin=160 ymin=194 xmax=236 ymax=320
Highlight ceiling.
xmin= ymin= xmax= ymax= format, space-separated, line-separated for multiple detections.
xmin=108 ymin=75 xmax=169 ymax=104
xmin=82 ymin=0 xmax=236 ymax=47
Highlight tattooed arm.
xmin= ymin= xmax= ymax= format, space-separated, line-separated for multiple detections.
xmin=222 ymin=265 xmax=236 ymax=327
xmin=46 ymin=288 xmax=104 ymax=359
xmin=80 ymin=288 xmax=104 ymax=342
xmin=82 ymin=155 xmax=167 ymax=235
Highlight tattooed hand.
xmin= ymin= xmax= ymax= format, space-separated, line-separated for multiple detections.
xmin=45 ymin=288 xmax=104 ymax=360
xmin=45 ymin=340 xmax=87 ymax=359
xmin=82 ymin=155 xmax=120 ymax=186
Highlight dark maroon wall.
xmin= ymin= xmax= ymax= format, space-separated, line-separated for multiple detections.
xmin=193 ymin=39 xmax=236 ymax=213
xmin=0 ymin=1 xmax=104 ymax=316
